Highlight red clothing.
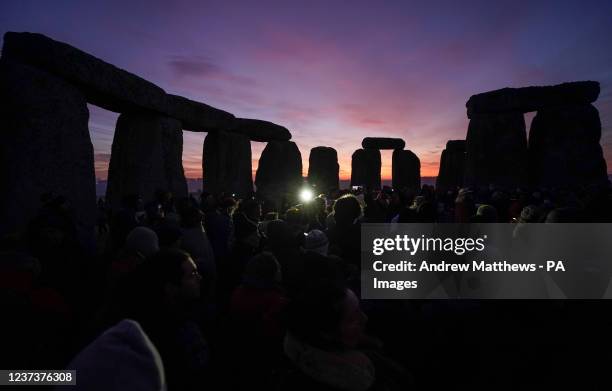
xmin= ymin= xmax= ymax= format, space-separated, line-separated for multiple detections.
xmin=230 ymin=285 xmax=288 ymax=340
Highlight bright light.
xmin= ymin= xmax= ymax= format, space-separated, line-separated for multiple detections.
xmin=299 ymin=188 xmax=314 ymax=203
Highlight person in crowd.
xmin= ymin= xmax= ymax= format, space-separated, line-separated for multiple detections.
xmin=230 ymin=252 xmax=286 ymax=340
xmin=304 ymin=229 xmax=329 ymax=256
xmin=118 ymin=248 xmax=210 ymax=391
xmin=221 ymin=198 xmax=262 ymax=305
xmin=59 ymin=319 xmax=166 ymax=391
xmin=454 ymin=188 xmax=476 ymax=223
xmin=328 ymin=194 xmax=363 ymax=266
xmin=226 ymin=252 xmax=288 ymax=388
xmin=110 ymin=226 xmax=159 ymax=277
xmin=278 ymin=261 xmax=410 ymax=391
xmin=472 ymin=204 xmax=499 ymax=223
xmin=304 ymin=196 xmax=328 ymax=231
xmin=285 ymin=206 xmax=308 ymax=245
xmin=265 ymin=219 xmax=305 ymax=295
xmin=109 ymin=194 xmax=141 ymax=252
xmin=205 ymin=195 xmax=236 ymax=260
xmin=179 ymin=205 xmax=216 ymax=300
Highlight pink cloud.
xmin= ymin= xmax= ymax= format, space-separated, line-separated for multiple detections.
xmin=168 ymin=55 xmax=257 ymax=86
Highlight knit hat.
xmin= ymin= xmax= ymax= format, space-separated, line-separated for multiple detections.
xmin=125 ymin=227 xmax=159 ymax=258
xmin=304 ymin=229 xmax=329 ymax=256
xmin=518 ymin=205 xmax=541 ymax=223
xmin=59 ymin=319 xmax=166 ymax=391
xmin=476 ymin=204 xmax=498 ymax=221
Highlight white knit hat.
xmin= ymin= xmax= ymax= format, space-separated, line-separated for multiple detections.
xmin=60 ymin=319 xmax=166 ymax=390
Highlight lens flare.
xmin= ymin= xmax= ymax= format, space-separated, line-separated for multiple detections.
xmin=299 ymin=188 xmax=314 ymax=202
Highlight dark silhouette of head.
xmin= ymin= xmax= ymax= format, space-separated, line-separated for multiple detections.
xmin=237 ymin=198 xmax=262 ymax=223
xmin=180 ymin=205 xmax=204 ymax=229
xmin=137 ymin=248 xmax=201 ymax=307
xmin=243 ymin=251 xmax=281 ymax=287
xmin=285 ymin=274 xmax=366 ymax=349
xmin=333 ymin=194 xmax=362 ymax=226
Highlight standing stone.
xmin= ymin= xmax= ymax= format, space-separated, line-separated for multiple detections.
xmin=464 ymin=112 xmax=527 ymax=188
xmin=0 ymin=59 xmax=96 ymax=246
xmin=308 ymin=146 xmax=339 ymax=194
xmin=255 ymin=141 xmax=302 ymax=208
xmin=203 ymin=131 xmax=252 ymax=197
xmin=106 ymin=112 xmax=187 ymax=209
xmin=436 ymin=140 xmax=466 ymax=192
xmin=529 ymin=104 xmax=608 ymax=187
xmin=392 ymin=150 xmax=421 ymax=190
xmin=351 ymin=149 xmax=381 ymax=189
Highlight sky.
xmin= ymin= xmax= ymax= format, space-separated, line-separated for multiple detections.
xmin=1 ymin=0 xmax=612 ymax=180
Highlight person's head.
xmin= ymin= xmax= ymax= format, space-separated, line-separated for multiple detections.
xmin=234 ymin=212 xmax=260 ymax=248
xmin=476 ymin=204 xmax=498 ymax=223
xmin=304 ymin=229 xmax=329 ymax=256
xmin=312 ymin=196 xmax=327 ymax=215
xmin=333 ymin=194 xmax=362 ymax=226
xmin=243 ymin=252 xmax=281 ymax=287
xmin=125 ymin=227 xmax=159 ymax=258
xmin=517 ymin=204 xmax=541 ymax=223
xmin=180 ymin=205 xmax=203 ymax=229
xmin=286 ymin=280 xmax=367 ymax=349
xmin=416 ymin=201 xmax=436 ymax=222
xmin=238 ymin=198 xmax=262 ymax=223
xmin=455 ymin=188 xmax=474 ymax=204
xmin=266 ymin=219 xmax=295 ymax=248
xmin=218 ymin=196 xmax=236 ymax=214
xmin=285 ymin=207 xmax=306 ymax=227
xmin=141 ymin=248 xmax=202 ymax=304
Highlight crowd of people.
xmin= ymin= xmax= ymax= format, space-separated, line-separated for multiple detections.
xmin=1 ymin=180 xmax=612 ymax=390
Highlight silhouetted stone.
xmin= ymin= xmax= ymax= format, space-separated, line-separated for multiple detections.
xmin=308 ymin=146 xmax=339 ymax=193
xmin=203 ymin=131 xmax=252 ymax=197
xmin=164 ymin=94 xmax=235 ymax=132
xmin=351 ymin=149 xmax=381 ymax=189
xmin=2 ymin=32 xmax=239 ymax=132
xmin=436 ymin=140 xmax=466 ymax=192
xmin=445 ymin=140 xmax=466 ymax=153
xmin=529 ymin=104 xmax=608 ymax=187
xmin=466 ymin=81 xmax=600 ymax=118
xmin=106 ymin=113 xmax=187 ymax=209
xmin=362 ymin=137 xmax=405 ymax=150
xmin=0 ymin=59 xmax=96 ymax=245
xmin=255 ymin=141 xmax=302 ymax=207
xmin=392 ymin=150 xmax=420 ymax=190
xmin=230 ymin=118 xmax=292 ymax=142
xmin=2 ymin=32 xmax=168 ymax=114
xmin=464 ymin=113 xmax=527 ymax=188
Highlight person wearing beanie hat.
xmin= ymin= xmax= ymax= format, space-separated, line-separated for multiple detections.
xmin=126 ymin=227 xmax=160 ymax=259
xmin=228 ymin=253 xmax=288 ymax=388
xmin=475 ymin=204 xmax=498 ymax=223
xmin=111 ymin=227 xmax=160 ymax=278
xmin=517 ymin=204 xmax=541 ymax=224
xmin=59 ymin=319 xmax=166 ymax=391
xmin=304 ymin=229 xmax=329 ymax=256
xmin=513 ymin=204 xmax=543 ymax=243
